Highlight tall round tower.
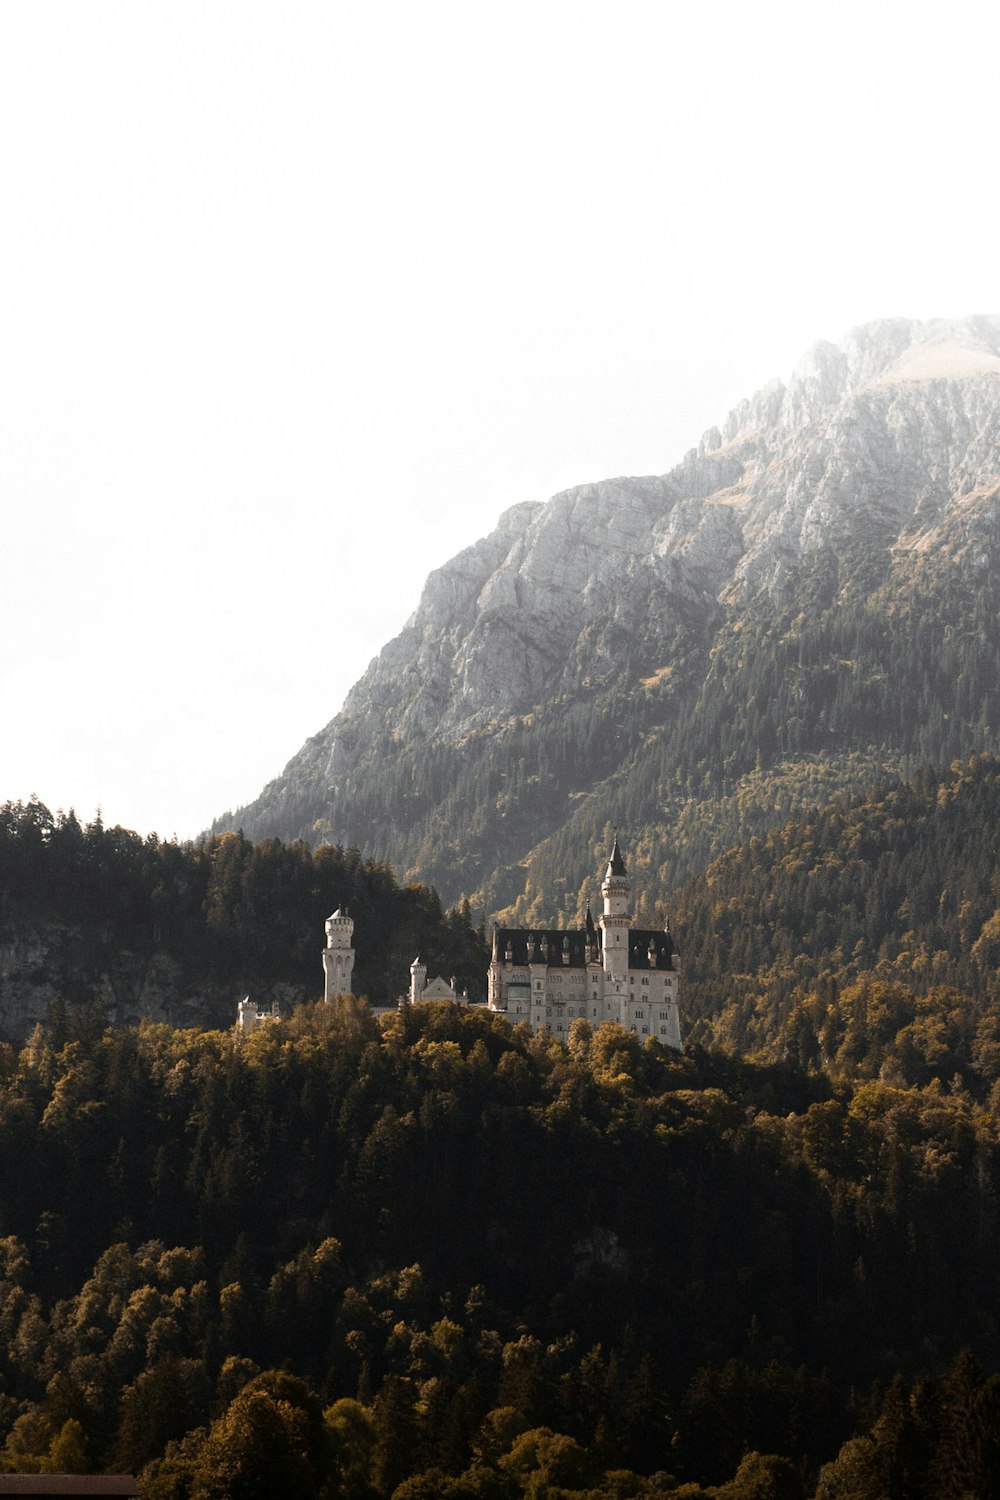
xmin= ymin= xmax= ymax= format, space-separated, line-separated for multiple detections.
xmin=323 ymin=907 xmax=356 ymax=1001
xmin=408 ymin=956 xmax=427 ymax=1005
xmin=599 ymin=836 xmax=631 ymax=981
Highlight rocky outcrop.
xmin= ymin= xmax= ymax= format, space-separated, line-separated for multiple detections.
xmin=0 ymin=924 xmax=294 ymax=1042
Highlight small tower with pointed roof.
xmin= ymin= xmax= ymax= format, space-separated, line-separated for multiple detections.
xmin=323 ymin=906 xmax=356 ymax=1001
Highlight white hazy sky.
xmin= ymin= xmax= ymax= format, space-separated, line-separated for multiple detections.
xmin=2 ymin=0 xmax=998 ymax=841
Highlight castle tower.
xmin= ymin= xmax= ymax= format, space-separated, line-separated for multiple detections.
xmin=323 ymin=907 xmax=356 ymax=1001
xmin=599 ymin=836 xmax=631 ymax=982
xmin=236 ymin=996 xmax=259 ymax=1033
xmin=409 ymin=956 xmax=427 ymax=1005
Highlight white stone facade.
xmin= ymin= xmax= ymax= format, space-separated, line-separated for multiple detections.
xmin=487 ymin=840 xmax=681 ymax=1049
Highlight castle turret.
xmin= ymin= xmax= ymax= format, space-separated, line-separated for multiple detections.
xmin=323 ymin=907 xmax=356 ymax=1001
xmin=409 ymin=956 xmax=427 ymax=1005
xmin=236 ymin=995 xmax=280 ymax=1033
xmin=236 ymin=996 xmax=258 ymax=1032
xmin=599 ymin=836 xmax=631 ymax=982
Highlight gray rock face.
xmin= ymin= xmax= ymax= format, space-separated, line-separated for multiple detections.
xmin=219 ymin=314 xmax=1000 ymax=877
xmin=0 ymin=927 xmax=192 ymax=1040
xmin=0 ymin=926 xmax=299 ymax=1043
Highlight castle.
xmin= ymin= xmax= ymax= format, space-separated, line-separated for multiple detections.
xmin=486 ymin=839 xmax=681 ymax=1047
xmin=315 ymin=838 xmax=681 ymax=1048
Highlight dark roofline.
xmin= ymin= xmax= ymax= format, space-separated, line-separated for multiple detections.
xmin=493 ymin=926 xmax=675 ymax=971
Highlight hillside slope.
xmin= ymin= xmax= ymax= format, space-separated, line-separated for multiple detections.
xmin=675 ymin=753 xmax=1000 ymax=1081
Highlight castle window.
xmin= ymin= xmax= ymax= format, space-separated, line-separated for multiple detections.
xmin=635 ymin=1009 xmax=644 ymax=1019
xmin=659 ymin=1011 xmax=668 ymax=1019
xmin=642 ymin=1026 xmax=648 ymax=1035
xmin=642 ymin=977 xmax=649 ymax=986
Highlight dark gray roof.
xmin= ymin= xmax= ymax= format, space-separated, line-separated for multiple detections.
xmin=606 ymin=837 xmax=628 ymax=877
xmin=493 ymin=926 xmax=675 ymax=971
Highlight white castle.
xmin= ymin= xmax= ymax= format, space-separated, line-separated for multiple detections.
xmin=314 ymin=839 xmax=680 ymax=1048
xmin=486 ymin=839 xmax=681 ymax=1047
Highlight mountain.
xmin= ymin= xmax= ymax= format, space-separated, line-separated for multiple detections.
xmin=214 ymin=315 xmax=1000 ymax=919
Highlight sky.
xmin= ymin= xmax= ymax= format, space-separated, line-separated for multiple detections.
xmin=2 ymin=0 xmax=998 ymax=841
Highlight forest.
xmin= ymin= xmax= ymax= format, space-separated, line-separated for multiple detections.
xmin=0 ymin=799 xmax=488 ymax=1022
xmin=674 ymin=753 xmax=1000 ymax=1073
xmin=0 ymin=998 xmax=999 ymax=1496
xmin=6 ymin=751 xmax=1000 ymax=1494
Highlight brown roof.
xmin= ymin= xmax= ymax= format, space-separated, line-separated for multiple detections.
xmin=0 ymin=1480 xmax=139 ymax=1497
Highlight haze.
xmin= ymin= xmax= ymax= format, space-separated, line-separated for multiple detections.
xmin=2 ymin=0 xmax=997 ymax=839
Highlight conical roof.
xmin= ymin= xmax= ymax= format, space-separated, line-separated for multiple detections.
xmin=605 ymin=836 xmax=627 ymax=878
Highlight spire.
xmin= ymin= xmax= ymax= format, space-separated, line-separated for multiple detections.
xmin=585 ymin=904 xmax=596 ymax=938
xmin=606 ymin=836 xmax=627 ymax=879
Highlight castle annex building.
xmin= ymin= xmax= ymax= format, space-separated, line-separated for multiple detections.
xmin=487 ymin=840 xmax=681 ymax=1048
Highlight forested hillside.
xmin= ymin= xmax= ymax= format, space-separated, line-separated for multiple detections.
xmin=1 ymin=1000 xmax=1000 ymax=1497
xmin=0 ymin=800 xmax=486 ymax=1037
xmin=674 ymin=753 xmax=1000 ymax=1080
xmin=484 ymin=529 xmax=1000 ymax=924
xmin=213 ymin=522 xmax=1000 ymax=929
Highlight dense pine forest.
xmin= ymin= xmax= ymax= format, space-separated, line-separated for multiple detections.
xmin=1 ymin=1000 xmax=1000 ymax=1497
xmin=676 ymin=753 xmax=1000 ymax=1078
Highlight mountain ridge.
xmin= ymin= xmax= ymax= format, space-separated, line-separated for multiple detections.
xmin=214 ymin=315 xmax=1000 ymax=916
